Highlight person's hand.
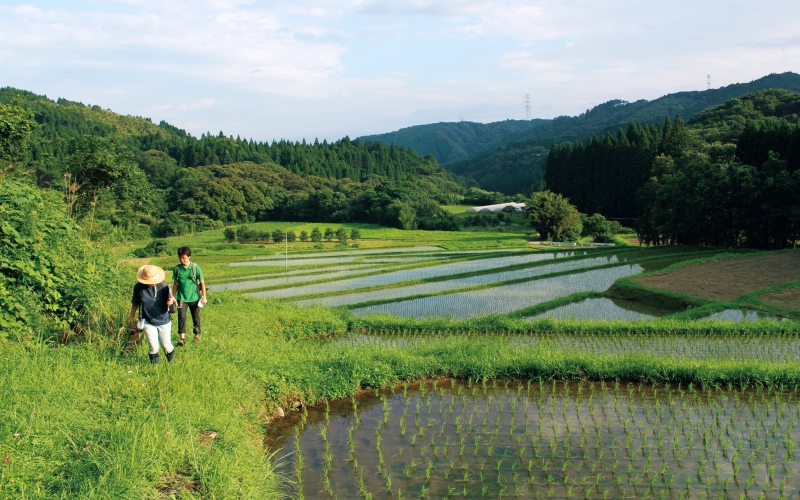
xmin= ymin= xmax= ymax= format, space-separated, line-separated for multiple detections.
xmin=167 ymin=295 xmax=175 ymax=306
xmin=202 ymin=296 xmax=207 ymax=305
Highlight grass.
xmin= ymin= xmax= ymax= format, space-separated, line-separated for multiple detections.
xmin=7 ymin=224 xmax=800 ymax=498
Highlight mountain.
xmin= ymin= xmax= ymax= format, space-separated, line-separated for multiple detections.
xmin=361 ymin=72 xmax=800 ymax=169
xmin=1 ymin=88 xmax=464 ymax=236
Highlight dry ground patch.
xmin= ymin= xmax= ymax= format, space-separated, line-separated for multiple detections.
xmin=635 ymin=251 xmax=800 ymax=301
xmin=761 ymin=286 xmax=800 ymax=310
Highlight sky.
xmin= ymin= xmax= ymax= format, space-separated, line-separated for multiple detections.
xmin=1 ymin=1 xmax=798 ymax=142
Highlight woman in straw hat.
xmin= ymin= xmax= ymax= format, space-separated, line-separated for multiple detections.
xmin=130 ymin=265 xmax=176 ymax=364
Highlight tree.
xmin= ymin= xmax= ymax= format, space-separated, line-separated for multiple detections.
xmin=350 ymin=228 xmax=361 ymax=240
xmin=582 ymin=213 xmax=613 ymax=243
xmin=271 ymin=229 xmax=284 ymax=243
xmin=524 ymin=190 xmax=583 ymax=241
xmin=224 ymin=227 xmax=236 ymax=242
xmin=323 ymin=227 xmax=334 ymax=241
xmin=286 ymin=230 xmax=296 ymax=242
xmin=0 ymin=100 xmax=36 ymax=173
xmin=336 ymin=227 xmax=348 ymax=243
xmin=310 ymin=227 xmax=322 ymax=242
xmin=299 ymin=230 xmax=308 ymax=242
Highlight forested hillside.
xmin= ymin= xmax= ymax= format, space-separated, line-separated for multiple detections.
xmin=546 ymin=89 xmax=800 ymax=249
xmin=364 ymin=73 xmax=800 ymax=166
xmin=0 ymin=88 xmax=463 ymax=239
xmin=364 ymin=72 xmax=800 ymax=195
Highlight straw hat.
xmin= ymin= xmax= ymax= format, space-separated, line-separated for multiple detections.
xmin=136 ymin=265 xmax=165 ymax=285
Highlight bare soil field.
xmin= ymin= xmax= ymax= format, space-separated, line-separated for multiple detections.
xmin=761 ymin=286 xmax=800 ymax=310
xmin=635 ymin=251 xmax=800 ymax=302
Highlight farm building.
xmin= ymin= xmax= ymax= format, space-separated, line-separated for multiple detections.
xmin=465 ymin=202 xmax=526 ymax=214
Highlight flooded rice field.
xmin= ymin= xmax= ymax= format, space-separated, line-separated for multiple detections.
xmin=267 ymin=380 xmax=800 ymax=499
xmin=338 ymin=332 xmax=800 ymax=363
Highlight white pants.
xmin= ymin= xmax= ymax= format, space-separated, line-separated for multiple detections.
xmin=143 ymin=320 xmax=174 ymax=355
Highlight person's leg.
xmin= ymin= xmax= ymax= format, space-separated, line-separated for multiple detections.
xmin=189 ymin=301 xmax=202 ymax=340
xmin=177 ymin=301 xmax=188 ymax=345
xmin=158 ymin=322 xmax=175 ymax=361
xmin=142 ymin=322 xmax=160 ymax=363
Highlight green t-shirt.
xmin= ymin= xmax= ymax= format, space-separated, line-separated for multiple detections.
xmin=172 ymin=262 xmax=204 ymax=302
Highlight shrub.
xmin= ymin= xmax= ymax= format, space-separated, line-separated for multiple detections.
xmin=582 ymin=213 xmax=613 ymax=243
xmin=311 ymin=227 xmax=322 ymax=243
xmin=132 ymin=239 xmax=170 ymax=258
xmin=299 ymin=230 xmax=308 ymax=242
xmin=336 ymin=227 xmax=348 ymax=243
xmin=271 ymin=229 xmax=284 ymax=243
xmin=223 ymin=227 xmax=236 ymax=242
xmin=350 ymin=228 xmax=361 ymax=240
xmin=286 ymin=230 xmax=296 ymax=242
xmin=0 ymin=179 xmax=109 ymax=338
xmin=323 ymin=228 xmax=334 ymax=241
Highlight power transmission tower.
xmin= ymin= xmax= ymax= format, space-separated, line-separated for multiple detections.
xmin=523 ymin=94 xmax=531 ymax=120
xmin=707 ymin=75 xmax=711 ymax=90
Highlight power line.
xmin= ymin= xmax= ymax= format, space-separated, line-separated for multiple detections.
xmin=523 ymin=94 xmax=531 ymax=120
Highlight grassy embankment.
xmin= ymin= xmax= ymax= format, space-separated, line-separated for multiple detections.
xmin=4 ymin=230 xmax=800 ymax=498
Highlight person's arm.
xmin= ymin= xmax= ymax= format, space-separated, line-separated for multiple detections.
xmin=200 ymin=280 xmax=207 ymax=304
xmin=129 ymin=304 xmax=138 ymax=330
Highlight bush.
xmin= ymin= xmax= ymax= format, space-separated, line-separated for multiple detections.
xmin=0 ymin=180 xmax=109 ymax=338
xmin=310 ymin=227 xmax=322 ymax=243
xmin=299 ymin=230 xmax=308 ymax=242
xmin=336 ymin=227 xmax=348 ymax=243
xmin=286 ymin=230 xmax=296 ymax=242
xmin=271 ymin=229 xmax=284 ymax=243
xmin=323 ymin=228 xmax=334 ymax=241
xmin=132 ymin=239 xmax=170 ymax=258
xmin=350 ymin=228 xmax=361 ymax=240
xmin=582 ymin=213 xmax=613 ymax=243
xmin=223 ymin=227 xmax=236 ymax=242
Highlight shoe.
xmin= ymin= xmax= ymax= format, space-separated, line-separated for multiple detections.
xmin=166 ymin=350 xmax=175 ymax=362
xmin=194 ymin=334 xmax=201 ymax=342
xmin=178 ymin=337 xmax=186 ymax=346
xmin=149 ymin=353 xmax=160 ymax=364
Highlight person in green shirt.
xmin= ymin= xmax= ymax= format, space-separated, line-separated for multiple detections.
xmin=172 ymin=246 xmax=207 ymax=345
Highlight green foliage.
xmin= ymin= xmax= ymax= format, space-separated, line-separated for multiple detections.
xmin=271 ymin=229 xmax=284 ymax=243
xmin=323 ymin=227 xmax=334 ymax=241
xmin=223 ymin=227 xmax=236 ymax=242
xmin=524 ymin=191 xmax=582 ymax=241
xmin=336 ymin=227 xmax=348 ymax=242
xmin=311 ymin=227 xmax=322 ymax=242
xmin=132 ymin=239 xmax=169 ymax=258
xmin=350 ymin=228 xmax=361 ymax=240
xmin=0 ymin=179 xmax=107 ymax=337
xmin=582 ymin=213 xmax=613 ymax=243
xmin=0 ymin=99 xmax=36 ymax=172
xmin=462 ymin=187 xmax=507 ymax=205
xmin=299 ymin=230 xmax=309 ymax=242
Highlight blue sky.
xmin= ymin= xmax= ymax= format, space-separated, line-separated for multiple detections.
xmin=1 ymin=0 xmax=798 ymax=142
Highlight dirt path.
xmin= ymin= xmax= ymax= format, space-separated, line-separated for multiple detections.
xmin=760 ymin=287 xmax=800 ymax=310
xmin=635 ymin=251 xmax=800 ymax=302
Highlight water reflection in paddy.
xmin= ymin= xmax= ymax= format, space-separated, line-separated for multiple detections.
xmin=267 ymin=380 xmax=800 ymax=499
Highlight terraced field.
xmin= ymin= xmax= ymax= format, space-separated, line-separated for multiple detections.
xmin=210 ymin=246 xmax=800 ymax=322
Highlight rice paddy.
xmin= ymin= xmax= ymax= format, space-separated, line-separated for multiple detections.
xmin=269 ymin=378 xmax=800 ymax=499
xmin=350 ymin=265 xmax=645 ymax=319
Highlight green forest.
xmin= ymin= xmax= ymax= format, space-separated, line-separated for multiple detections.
xmin=0 ymin=87 xmax=464 ymax=242
xmin=545 ymin=89 xmax=800 ymax=249
xmin=363 ymin=72 xmax=800 ymax=168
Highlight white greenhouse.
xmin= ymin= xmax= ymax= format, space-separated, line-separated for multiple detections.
xmin=464 ymin=202 xmax=526 ymax=214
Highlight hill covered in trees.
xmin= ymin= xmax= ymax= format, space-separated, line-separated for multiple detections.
xmin=0 ymin=88 xmax=464 ymax=239
xmin=545 ymin=89 xmax=800 ymax=249
xmin=362 ymin=72 xmax=800 ymax=194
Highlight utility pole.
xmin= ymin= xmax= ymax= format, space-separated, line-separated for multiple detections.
xmin=523 ymin=94 xmax=531 ymax=120
xmin=707 ymin=75 xmax=711 ymax=90
xmin=285 ymin=233 xmax=288 ymax=271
